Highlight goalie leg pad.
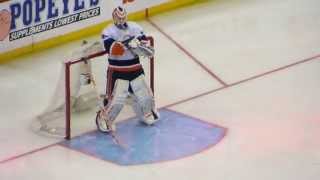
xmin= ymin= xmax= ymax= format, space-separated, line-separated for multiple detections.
xmin=105 ymin=79 xmax=130 ymax=122
xmin=130 ymin=75 xmax=159 ymax=125
xmin=97 ymin=79 xmax=129 ymax=133
xmin=127 ymin=93 xmax=144 ymax=118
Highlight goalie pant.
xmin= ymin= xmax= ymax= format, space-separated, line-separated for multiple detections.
xmin=104 ymin=59 xmax=159 ymax=125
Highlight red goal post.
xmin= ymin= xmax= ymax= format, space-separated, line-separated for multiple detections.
xmin=64 ymin=36 xmax=155 ymax=140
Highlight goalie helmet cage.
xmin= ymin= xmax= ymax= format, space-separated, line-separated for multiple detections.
xmin=64 ymin=36 xmax=154 ymax=140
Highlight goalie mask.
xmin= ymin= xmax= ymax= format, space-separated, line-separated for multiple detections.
xmin=112 ymin=6 xmax=128 ymax=30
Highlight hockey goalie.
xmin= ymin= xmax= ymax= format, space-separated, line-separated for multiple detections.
xmin=96 ymin=6 xmax=160 ymax=133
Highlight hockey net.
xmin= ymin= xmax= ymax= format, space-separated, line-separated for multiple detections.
xmin=31 ymin=36 xmax=154 ymax=139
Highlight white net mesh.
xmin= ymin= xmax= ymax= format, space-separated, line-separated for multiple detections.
xmin=31 ymin=40 xmax=105 ymax=138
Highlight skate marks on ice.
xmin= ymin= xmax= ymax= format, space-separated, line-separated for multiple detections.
xmin=60 ymin=108 xmax=226 ymax=165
